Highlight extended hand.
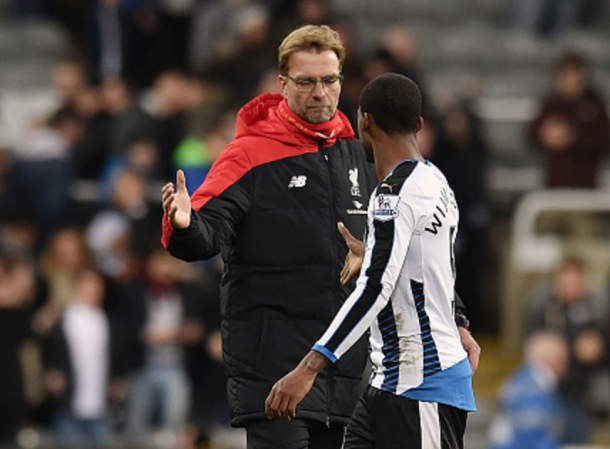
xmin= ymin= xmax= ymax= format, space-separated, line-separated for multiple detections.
xmin=338 ymin=222 xmax=365 ymax=285
xmin=162 ymin=169 xmax=191 ymax=229
xmin=459 ymin=327 xmax=481 ymax=373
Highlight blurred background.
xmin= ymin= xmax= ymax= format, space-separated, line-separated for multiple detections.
xmin=1 ymin=0 xmax=610 ymax=448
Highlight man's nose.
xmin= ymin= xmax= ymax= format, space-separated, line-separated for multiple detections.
xmin=311 ymin=81 xmax=327 ymax=97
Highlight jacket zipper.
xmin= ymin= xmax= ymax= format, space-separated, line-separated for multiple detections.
xmin=320 ymin=140 xmax=336 ymax=429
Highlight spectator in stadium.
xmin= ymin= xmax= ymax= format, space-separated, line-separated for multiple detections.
xmin=172 ymin=109 xmax=235 ymax=195
xmin=431 ymin=102 xmax=490 ymax=327
xmin=189 ymin=0 xmax=270 ymax=75
xmin=43 ymin=267 xmax=123 ymax=448
xmin=34 ymin=228 xmax=93 ymax=336
xmin=524 ymin=256 xmax=608 ymax=444
xmin=139 ymin=0 xmax=196 ymax=78
xmin=115 ymin=249 xmax=201 ymax=442
xmin=201 ymin=5 xmax=276 ymax=109
xmin=528 ymin=51 xmax=610 ymax=188
xmin=272 ymin=0 xmax=336 ymax=50
xmin=52 ymin=61 xmax=88 ymax=110
xmin=83 ymin=0 xmax=152 ymax=88
xmin=71 ymin=83 xmax=113 ymax=180
xmin=162 ymin=25 xmax=479 ymax=448
xmin=103 ymin=70 xmax=189 ymax=180
xmin=0 ymin=255 xmax=39 ymax=444
xmin=488 ymin=331 xmax=568 ymax=449
xmin=0 ymin=106 xmax=83 ymax=250
xmin=379 ymin=26 xmax=429 ymax=101
xmin=86 ymin=170 xmax=161 ymax=283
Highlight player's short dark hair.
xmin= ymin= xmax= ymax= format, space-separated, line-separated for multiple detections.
xmin=360 ymin=73 xmax=421 ymax=135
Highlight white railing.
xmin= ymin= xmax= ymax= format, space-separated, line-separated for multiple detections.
xmin=502 ymin=188 xmax=610 ymax=349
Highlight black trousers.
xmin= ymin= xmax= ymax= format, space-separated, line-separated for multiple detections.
xmin=245 ymin=418 xmax=346 ymax=449
xmin=344 ymin=385 xmax=468 ymax=449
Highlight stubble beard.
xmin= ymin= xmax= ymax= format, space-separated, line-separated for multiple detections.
xmin=305 ymin=108 xmax=335 ymax=124
xmin=296 ymin=97 xmax=338 ymax=124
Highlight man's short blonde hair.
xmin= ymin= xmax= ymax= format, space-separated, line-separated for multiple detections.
xmin=278 ymin=25 xmax=346 ymax=75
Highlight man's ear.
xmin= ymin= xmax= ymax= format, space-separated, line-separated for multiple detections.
xmin=416 ymin=116 xmax=424 ymax=133
xmin=279 ymin=76 xmax=288 ymax=98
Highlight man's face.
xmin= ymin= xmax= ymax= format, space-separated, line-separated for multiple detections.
xmin=280 ymin=50 xmax=342 ymax=124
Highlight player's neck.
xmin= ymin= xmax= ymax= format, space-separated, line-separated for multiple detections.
xmin=374 ymin=134 xmax=423 ymax=181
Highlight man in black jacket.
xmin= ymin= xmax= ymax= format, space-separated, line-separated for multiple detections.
xmin=161 ymin=24 xmax=480 ymax=449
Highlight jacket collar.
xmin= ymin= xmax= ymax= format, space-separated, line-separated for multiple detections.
xmin=235 ymin=93 xmax=355 ymax=147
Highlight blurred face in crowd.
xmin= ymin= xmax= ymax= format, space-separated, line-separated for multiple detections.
xmin=73 ymin=86 xmax=102 ymax=118
xmin=101 ymin=78 xmax=131 ymax=114
xmin=47 ymin=229 xmax=89 ymax=271
xmin=280 ymin=50 xmax=342 ymax=124
xmin=72 ymin=270 xmax=105 ymax=308
xmin=444 ymin=107 xmax=470 ymax=147
xmin=296 ymin=0 xmax=330 ymax=24
xmin=553 ymin=261 xmax=586 ymax=303
xmin=146 ymin=250 xmax=182 ymax=286
xmin=556 ymin=65 xmax=588 ymax=100
xmin=52 ymin=62 xmax=85 ymax=103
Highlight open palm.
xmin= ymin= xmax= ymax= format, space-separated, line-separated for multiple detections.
xmin=161 ymin=169 xmax=192 ymax=229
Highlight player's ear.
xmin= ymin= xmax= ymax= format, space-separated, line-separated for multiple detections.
xmin=361 ymin=111 xmax=372 ymax=130
xmin=416 ymin=116 xmax=424 ymax=133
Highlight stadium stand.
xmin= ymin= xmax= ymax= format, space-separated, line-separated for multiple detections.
xmin=2 ymin=0 xmax=610 ymax=447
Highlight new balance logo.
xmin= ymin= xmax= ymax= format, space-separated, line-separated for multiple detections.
xmin=288 ymin=175 xmax=307 ymax=188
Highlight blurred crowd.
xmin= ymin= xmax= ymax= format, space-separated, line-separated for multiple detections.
xmin=0 ymin=0 xmax=609 ymax=448
xmin=489 ymin=255 xmax=610 ymax=448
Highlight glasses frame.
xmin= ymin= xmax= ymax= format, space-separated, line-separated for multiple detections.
xmin=282 ymin=74 xmax=344 ymax=93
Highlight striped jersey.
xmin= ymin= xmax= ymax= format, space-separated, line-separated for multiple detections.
xmin=313 ymin=159 xmax=476 ymax=412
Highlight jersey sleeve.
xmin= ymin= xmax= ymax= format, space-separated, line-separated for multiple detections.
xmin=313 ymin=186 xmax=421 ymax=362
xmin=161 ymin=143 xmax=252 ymax=262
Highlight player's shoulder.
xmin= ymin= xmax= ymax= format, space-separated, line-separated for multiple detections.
xmin=377 ymin=160 xmax=419 ymax=195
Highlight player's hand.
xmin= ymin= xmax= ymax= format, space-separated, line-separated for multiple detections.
xmin=162 ymin=169 xmax=191 ymax=229
xmin=459 ymin=327 xmax=481 ymax=373
xmin=338 ymin=222 xmax=365 ymax=285
xmin=265 ymin=365 xmax=316 ymax=421
xmin=265 ymin=351 xmax=329 ymax=421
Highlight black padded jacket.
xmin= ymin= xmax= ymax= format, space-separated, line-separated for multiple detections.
xmin=162 ymin=93 xmax=378 ymax=426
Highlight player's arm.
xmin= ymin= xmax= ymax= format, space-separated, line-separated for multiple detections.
xmin=454 ymin=292 xmax=481 ymax=373
xmin=339 ymin=214 xmax=480 ymax=372
xmin=265 ymin=351 xmax=330 ymax=421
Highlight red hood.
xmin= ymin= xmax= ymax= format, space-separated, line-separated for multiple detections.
xmin=234 ymin=93 xmax=355 ymax=147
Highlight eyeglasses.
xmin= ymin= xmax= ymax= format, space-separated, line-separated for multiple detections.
xmin=282 ymin=74 xmax=344 ymax=93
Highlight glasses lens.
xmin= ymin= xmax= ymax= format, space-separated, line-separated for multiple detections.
xmin=287 ymin=76 xmax=342 ymax=92
xmin=322 ymin=77 xmax=341 ymax=91
xmin=296 ymin=79 xmax=316 ymax=92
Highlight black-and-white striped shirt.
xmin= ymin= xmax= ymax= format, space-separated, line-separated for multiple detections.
xmin=314 ymin=159 xmax=476 ymax=411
